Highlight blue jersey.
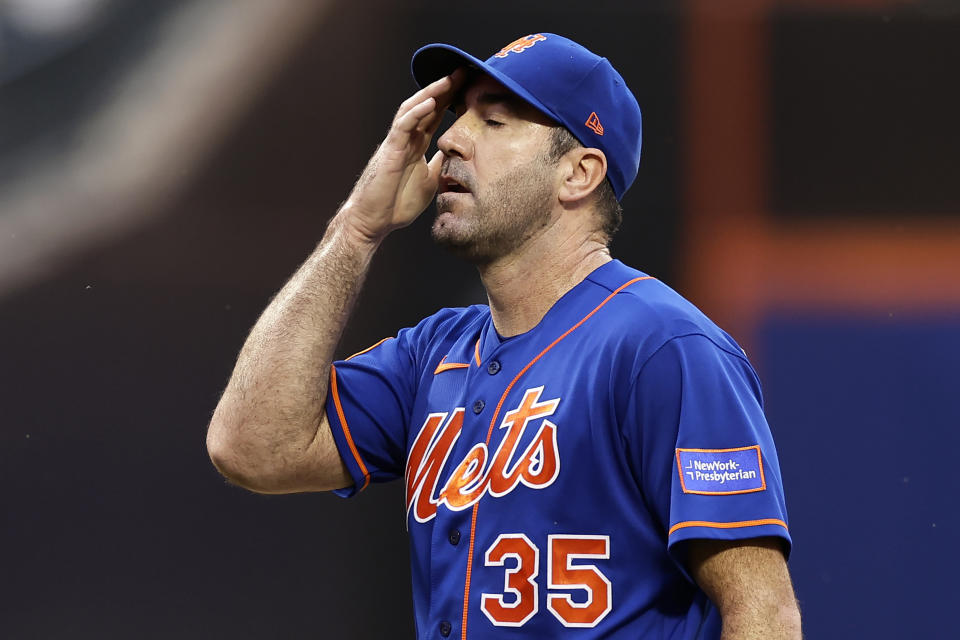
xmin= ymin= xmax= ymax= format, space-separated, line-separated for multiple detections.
xmin=326 ymin=259 xmax=790 ymax=639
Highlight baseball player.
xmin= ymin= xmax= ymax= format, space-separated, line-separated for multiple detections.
xmin=207 ymin=33 xmax=801 ymax=639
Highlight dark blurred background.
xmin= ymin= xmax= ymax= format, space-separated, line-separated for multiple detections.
xmin=1 ymin=0 xmax=958 ymax=637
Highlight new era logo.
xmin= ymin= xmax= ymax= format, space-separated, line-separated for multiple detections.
xmin=585 ymin=111 xmax=604 ymax=135
xmin=494 ymin=34 xmax=547 ymax=58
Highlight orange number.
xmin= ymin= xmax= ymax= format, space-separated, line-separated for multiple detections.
xmin=480 ymin=534 xmax=539 ymax=626
xmin=547 ymin=535 xmax=612 ymax=627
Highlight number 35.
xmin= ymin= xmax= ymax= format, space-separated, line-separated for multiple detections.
xmin=480 ymin=533 xmax=612 ymax=628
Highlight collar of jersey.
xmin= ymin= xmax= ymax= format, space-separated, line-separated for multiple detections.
xmin=474 ymin=259 xmax=639 ymax=365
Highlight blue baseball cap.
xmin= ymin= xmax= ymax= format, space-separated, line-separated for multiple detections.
xmin=411 ymin=33 xmax=642 ymax=201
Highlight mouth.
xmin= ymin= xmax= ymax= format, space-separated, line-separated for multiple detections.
xmin=439 ymin=174 xmax=471 ymax=195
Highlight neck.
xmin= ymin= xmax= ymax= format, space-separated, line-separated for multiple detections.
xmin=478 ymin=220 xmax=611 ymax=337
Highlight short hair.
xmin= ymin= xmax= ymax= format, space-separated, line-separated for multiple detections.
xmin=547 ymin=127 xmax=623 ymax=244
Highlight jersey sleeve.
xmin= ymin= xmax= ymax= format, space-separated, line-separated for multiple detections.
xmin=624 ymin=333 xmax=791 ymax=572
xmin=326 ymin=328 xmax=419 ymax=498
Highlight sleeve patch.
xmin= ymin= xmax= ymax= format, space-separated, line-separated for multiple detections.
xmin=675 ymin=446 xmax=766 ymax=495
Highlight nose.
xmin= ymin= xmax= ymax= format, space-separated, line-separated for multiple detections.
xmin=437 ymin=114 xmax=473 ymax=160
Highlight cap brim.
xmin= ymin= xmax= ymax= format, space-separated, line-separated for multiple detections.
xmin=410 ymin=43 xmax=563 ymax=125
xmin=411 ymin=44 xmax=485 ymax=89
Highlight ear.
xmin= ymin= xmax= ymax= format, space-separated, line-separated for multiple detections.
xmin=558 ymin=148 xmax=607 ymax=205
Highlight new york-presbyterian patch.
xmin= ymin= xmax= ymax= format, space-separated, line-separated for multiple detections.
xmin=675 ymin=446 xmax=766 ymax=495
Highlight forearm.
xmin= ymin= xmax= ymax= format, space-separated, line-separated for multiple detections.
xmin=207 ymin=210 xmax=378 ymax=492
xmin=719 ymin=603 xmax=802 ymax=640
xmin=688 ymin=538 xmax=802 ymax=640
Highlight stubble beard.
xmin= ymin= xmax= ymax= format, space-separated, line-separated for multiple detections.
xmin=431 ymin=156 xmax=556 ymax=265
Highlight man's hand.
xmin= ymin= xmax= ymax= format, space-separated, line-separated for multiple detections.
xmin=342 ymin=69 xmax=465 ymax=244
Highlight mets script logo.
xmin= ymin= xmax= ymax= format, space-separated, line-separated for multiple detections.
xmin=405 ymin=387 xmax=561 ymax=523
xmin=494 ymin=34 xmax=547 ymax=58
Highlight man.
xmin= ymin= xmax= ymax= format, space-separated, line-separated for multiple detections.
xmin=207 ymin=33 xmax=801 ymax=639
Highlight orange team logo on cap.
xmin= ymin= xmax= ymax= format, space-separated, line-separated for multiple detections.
xmin=494 ymin=34 xmax=547 ymax=58
xmin=585 ymin=111 xmax=604 ymax=135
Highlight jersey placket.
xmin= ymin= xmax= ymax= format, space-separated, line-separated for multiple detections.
xmin=424 ymin=330 xmax=504 ymax=640
xmin=455 ymin=326 xmax=550 ymax=639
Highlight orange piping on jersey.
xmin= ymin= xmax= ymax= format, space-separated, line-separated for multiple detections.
xmin=460 ymin=275 xmax=653 ymax=640
xmin=675 ymin=445 xmax=767 ymax=495
xmin=434 ymin=356 xmax=471 ymax=374
xmin=668 ymin=518 xmax=788 ymax=537
xmin=473 ymin=339 xmax=481 ymax=367
xmin=679 ymin=445 xmax=763 ymax=454
xmin=329 ymin=365 xmax=371 ymax=491
xmin=346 ymin=337 xmax=391 ymax=361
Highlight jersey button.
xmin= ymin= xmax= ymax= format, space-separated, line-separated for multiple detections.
xmin=472 ymin=400 xmax=485 ymax=414
xmin=439 ymin=620 xmax=452 ymax=637
xmin=487 ymin=360 xmax=501 ymax=375
xmin=448 ymin=529 xmax=461 ymax=545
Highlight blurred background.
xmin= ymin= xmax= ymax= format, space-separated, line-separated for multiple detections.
xmin=1 ymin=0 xmax=958 ymax=637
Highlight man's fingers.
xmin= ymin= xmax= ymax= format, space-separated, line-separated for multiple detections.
xmin=420 ymin=69 xmax=466 ymax=136
xmin=395 ymin=68 xmax=466 ymax=121
xmin=422 ymin=67 xmax=466 ymax=135
xmin=422 ymin=104 xmax=449 ymax=138
xmin=396 ymin=73 xmax=454 ymax=120
xmin=437 ymin=67 xmax=467 ymax=110
xmin=392 ymin=96 xmax=436 ymax=136
xmin=379 ymin=68 xmax=465 ymax=170
xmin=426 ymin=149 xmax=444 ymax=185
xmin=419 ymin=100 xmax=448 ymax=137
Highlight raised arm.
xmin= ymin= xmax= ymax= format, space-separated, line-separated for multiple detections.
xmin=206 ymin=71 xmax=464 ymax=494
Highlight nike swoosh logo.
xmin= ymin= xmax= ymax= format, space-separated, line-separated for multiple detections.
xmin=434 ymin=356 xmax=470 ymax=375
